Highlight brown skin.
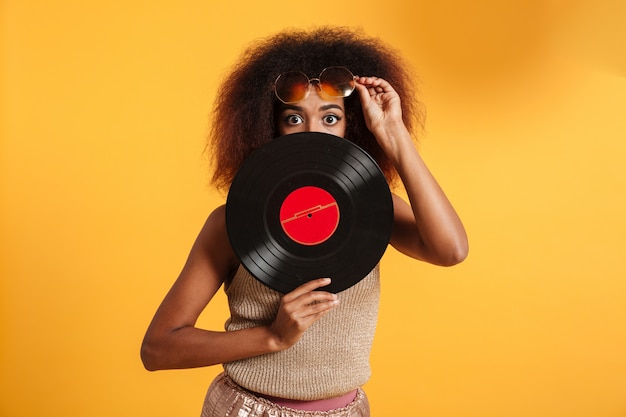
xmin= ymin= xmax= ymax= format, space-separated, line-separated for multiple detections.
xmin=140 ymin=77 xmax=468 ymax=371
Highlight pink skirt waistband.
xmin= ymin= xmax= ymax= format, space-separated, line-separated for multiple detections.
xmin=201 ymin=373 xmax=370 ymax=416
xmin=257 ymin=389 xmax=358 ymax=412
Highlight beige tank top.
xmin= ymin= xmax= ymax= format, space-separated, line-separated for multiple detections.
xmin=222 ymin=264 xmax=380 ymax=400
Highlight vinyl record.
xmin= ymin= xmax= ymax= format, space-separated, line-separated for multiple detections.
xmin=225 ymin=132 xmax=393 ymax=294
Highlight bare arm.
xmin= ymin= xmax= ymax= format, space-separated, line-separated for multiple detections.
xmin=140 ymin=205 xmax=339 ymax=371
xmin=355 ymin=77 xmax=468 ymax=266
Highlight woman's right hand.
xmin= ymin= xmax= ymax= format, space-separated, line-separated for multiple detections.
xmin=142 ymin=208 xmax=340 ymax=370
xmin=268 ymin=278 xmax=339 ymax=350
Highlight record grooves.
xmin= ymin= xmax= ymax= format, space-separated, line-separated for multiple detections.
xmin=226 ymin=132 xmax=393 ymax=294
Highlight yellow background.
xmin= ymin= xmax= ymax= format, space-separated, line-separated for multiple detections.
xmin=2 ymin=1 xmax=625 ymax=416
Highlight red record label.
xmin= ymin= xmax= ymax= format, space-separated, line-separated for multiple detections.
xmin=279 ymin=186 xmax=340 ymax=245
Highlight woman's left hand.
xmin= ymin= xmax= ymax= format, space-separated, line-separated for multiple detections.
xmin=355 ymin=76 xmax=403 ymax=125
xmin=354 ymin=76 xmax=407 ymax=158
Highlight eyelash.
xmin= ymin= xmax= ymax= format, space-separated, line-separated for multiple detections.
xmin=323 ymin=114 xmax=341 ymax=124
xmin=285 ymin=114 xmax=304 ymax=125
xmin=284 ymin=113 xmax=343 ymax=125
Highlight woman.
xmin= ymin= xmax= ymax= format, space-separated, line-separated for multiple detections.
xmin=141 ymin=27 xmax=468 ymax=416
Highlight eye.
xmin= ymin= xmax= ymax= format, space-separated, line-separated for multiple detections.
xmin=322 ymin=114 xmax=341 ymax=125
xmin=284 ymin=114 xmax=304 ymax=125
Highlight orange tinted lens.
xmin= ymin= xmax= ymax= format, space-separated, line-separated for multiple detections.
xmin=319 ymin=67 xmax=355 ymax=98
xmin=275 ymin=72 xmax=310 ymax=103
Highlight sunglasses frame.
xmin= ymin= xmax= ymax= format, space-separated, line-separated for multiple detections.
xmin=273 ymin=66 xmax=356 ymax=104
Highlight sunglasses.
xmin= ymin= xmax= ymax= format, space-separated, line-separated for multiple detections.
xmin=274 ymin=66 xmax=356 ymax=104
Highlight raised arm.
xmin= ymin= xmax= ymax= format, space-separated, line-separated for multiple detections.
xmin=355 ymin=77 xmax=468 ymax=266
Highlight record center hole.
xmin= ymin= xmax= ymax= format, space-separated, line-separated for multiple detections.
xmin=308 ymin=213 xmax=313 ymax=218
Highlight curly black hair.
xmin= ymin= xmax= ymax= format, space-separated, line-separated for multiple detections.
xmin=209 ymin=26 xmax=423 ymax=192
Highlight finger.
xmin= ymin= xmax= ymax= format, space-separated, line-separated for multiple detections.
xmin=293 ymin=298 xmax=340 ymax=327
xmin=299 ymin=302 xmax=339 ymax=325
xmin=357 ymin=76 xmax=395 ymax=95
xmin=304 ymin=297 xmax=340 ymax=316
xmin=356 ymin=76 xmax=382 ymax=86
xmin=355 ymin=82 xmax=376 ymax=105
xmin=356 ymin=77 xmax=377 ymax=94
xmin=280 ymin=292 xmax=338 ymax=328
xmin=295 ymin=289 xmax=338 ymax=310
xmin=282 ymin=277 xmax=332 ymax=302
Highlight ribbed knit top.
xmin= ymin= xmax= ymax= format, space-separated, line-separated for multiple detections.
xmin=222 ymin=264 xmax=380 ymax=400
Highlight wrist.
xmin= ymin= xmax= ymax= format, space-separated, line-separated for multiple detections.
xmin=375 ymin=121 xmax=413 ymax=162
xmin=262 ymin=325 xmax=289 ymax=353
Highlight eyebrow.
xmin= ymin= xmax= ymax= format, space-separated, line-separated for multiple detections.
xmin=281 ymin=104 xmax=304 ymax=112
xmin=320 ymin=104 xmax=344 ymax=112
xmin=280 ymin=104 xmax=344 ymax=112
